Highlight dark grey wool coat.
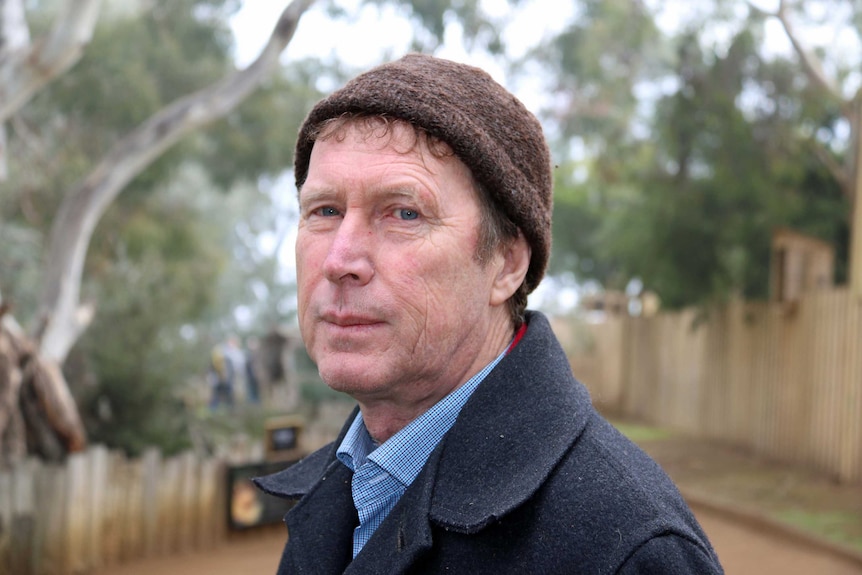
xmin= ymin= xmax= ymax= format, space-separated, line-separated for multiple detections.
xmin=255 ymin=311 xmax=724 ymax=574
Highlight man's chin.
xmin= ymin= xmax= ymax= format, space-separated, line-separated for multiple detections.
xmin=318 ymin=366 xmax=385 ymax=398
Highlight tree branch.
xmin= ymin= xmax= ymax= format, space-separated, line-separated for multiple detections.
xmin=36 ymin=0 xmax=318 ymax=362
xmin=0 ymin=0 xmax=102 ymax=122
xmin=772 ymin=0 xmax=853 ymax=118
xmin=807 ymin=137 xmax=852 ymax=199
xmin=0 ymin=123 xmax=6 ymax=180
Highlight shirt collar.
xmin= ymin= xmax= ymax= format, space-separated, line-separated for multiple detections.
xmin=336 ymin=343 xmax=509 ymax=487
xmin=335 ymin=411 xmax=375 ymax=472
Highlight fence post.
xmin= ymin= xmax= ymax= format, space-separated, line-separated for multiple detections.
xmin=141 ymin=448 xmax=161 ymax=558
xmin=66 ymin=450 xmax=92 ymax=574
xmin=10 ymin=459 xmax=37 ymax=574
xmin=86 ymin=446 xmax=108 ymax=572
xmin=177 ymin=452 xmax=196 ymax=552
xmin=0 ymin=468 xmax=11 ymax=574
xmin=120 ymin=452 xmax=144 ymax=562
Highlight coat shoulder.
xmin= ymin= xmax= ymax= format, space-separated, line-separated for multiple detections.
xmin=253 ymin=442 xmax=337 ymax=499
xmin=418 ymin=412 xmax=723 ymax=574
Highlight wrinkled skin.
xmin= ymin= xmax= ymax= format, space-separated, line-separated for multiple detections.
xmin=296 ymin=120 xmax=529 ymax=441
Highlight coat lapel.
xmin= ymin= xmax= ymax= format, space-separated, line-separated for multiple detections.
xmin=254 ymin=409 xmax=360 ymax=574
xmin=428 ymin=311 xmax=593 ymax=532
xmin=282 ymin=460 xmax=357 ymax=574
xmin=344 ymin=451 xmax=438 ymax=574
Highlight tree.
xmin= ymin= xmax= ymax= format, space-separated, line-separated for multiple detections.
xmin=752 ymin=0 xmax=862 ymax=297
xmin=540 ymin=2 xmax=850 ymax=308
xmin=612 ymin=27 xmax=846 ymax=306
xmin=0 ymin=0 xmax=317 ymax=466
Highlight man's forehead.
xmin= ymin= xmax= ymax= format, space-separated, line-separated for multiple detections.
xmin=300 ymin=120 xmax=477 ymax=210
xmin=315 ymin=116 xmax=455 ymax=159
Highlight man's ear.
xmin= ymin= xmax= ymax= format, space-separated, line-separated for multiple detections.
xmin=490 ymin=232 xmax=531 ymax=307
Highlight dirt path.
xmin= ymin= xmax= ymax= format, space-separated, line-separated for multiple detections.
xmin=92 ymin=530 xmax=285 ymax=575
xmin=693 ymin=505 xmax=862 ymax=575
xmin=94 ymin=507 xmax=862 ymax=574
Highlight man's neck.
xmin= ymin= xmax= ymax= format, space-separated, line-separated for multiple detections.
xmin=357 ymin=319 xmax=517 ymax=443
xmin=358 ymin=404 xmax=426 ymax=444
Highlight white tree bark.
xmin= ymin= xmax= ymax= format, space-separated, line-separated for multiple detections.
xmin=0 ymin=0 xmax=102 ymax=122
xmin=0 ymin=0 xmax=101 ymax=179
xmin=36 ymin=0 xmax=318 ymax=363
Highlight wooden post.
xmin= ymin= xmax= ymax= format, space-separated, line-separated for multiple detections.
xmin=11 ymin=459 xmax=37 ymax=574
xmin=178 ymin=452 xmax=196 ymax=552
xmin=122 ymin=454 xmax=144 ymax=562
xmin=852 ymin=202 xmax=862 ymax=299
xmin=0 ymin=469 xmax=11 ymax=573
xmin=852 ymin=103 xmax=862 ymax=300
xmin=38 ymin=462 xmax=67 ymax=575
xmin=87 ymin=446 xmax=108 ymax=571
xmin=66 ymin=451 xmax=89 ymax=574
xmin=141 ymin=448 xmax=161 ymax=558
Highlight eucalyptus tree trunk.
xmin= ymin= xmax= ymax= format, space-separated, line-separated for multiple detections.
xmin=0 ymin=0 xmax=318 ymax=466
xmin=0 ymin=0 xmax=102 ymax=466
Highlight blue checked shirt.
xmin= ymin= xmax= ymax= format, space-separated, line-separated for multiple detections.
xmin=336 ymin=347 xmax=508 ymax=558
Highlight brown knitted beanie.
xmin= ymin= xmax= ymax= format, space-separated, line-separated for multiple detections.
xmin=294 ymin=53 xmax=553 ymax=294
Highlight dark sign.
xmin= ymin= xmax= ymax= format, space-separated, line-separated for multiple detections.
xmin=271 ymin=426 xmax=297 ymax=451
xmin=264 ymin=415 xmax=304 ymax=462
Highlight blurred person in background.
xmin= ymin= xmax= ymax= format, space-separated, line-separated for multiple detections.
xmin=208 ymin=335 xmax=241 ymax=410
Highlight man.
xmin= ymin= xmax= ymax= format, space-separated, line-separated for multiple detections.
xmin=256 ymin=54 xmax=723 ymax=574
xmin=208 ymin=335 xmax=240 ymax=410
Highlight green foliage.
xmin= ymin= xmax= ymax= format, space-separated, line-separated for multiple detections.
xmin=775 ymin=509 xmax=862 ymax=552
xmin=73 ymin=180 xmax=224 ymax=456
xmin=549 ymin=20 xmax=849 ymax=308
xmin=527 ymin=0 xmax=665 ymax=144
xmin=202 ymin=60 xmax=327 ymax=188
xmin=550 ymin=165 xmax=631 ymax=288
xmin=42 ymin=0 xmax=237 ymax=195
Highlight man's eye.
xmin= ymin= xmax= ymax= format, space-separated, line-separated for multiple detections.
xmin=396 ymin=208 xmax=419 ymax=221
xmin=315 ymin=207 xmax=340 ymax=217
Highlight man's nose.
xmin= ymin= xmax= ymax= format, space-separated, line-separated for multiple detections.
xmin=321 ymin=214 xmax=375 ymax=285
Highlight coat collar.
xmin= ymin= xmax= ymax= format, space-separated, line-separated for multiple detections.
xmin=427 ymin=310 xmax=592 ymax=532
xmin=256 ymin=311 xmax=593 ymax=538
xmin=254 ymin=406 xmax=357 ymax=498
xmin=254 ymin=416 xmax=359 ymax=573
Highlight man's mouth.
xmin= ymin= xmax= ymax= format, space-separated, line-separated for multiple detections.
xmin=320 ymin=311 xmax=384 ymax=328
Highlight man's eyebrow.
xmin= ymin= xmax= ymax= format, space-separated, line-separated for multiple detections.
xmin=299 ymin=185 xmax=440 ymax=212
xmin=376 ymin=187 xmax=419 ymax=200
xmin=299 ymin=187 xmax=341 ymax=206
xmin=375 ymin=186 xmax=437 ymax=208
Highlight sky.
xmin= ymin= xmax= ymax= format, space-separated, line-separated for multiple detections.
xmin=230 ymin=0 xmax=857 ymax=123
xmin=230 ymin=0 xmax=576 ymax=111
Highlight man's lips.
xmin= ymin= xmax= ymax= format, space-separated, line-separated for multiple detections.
xmin=319 ymin=312 xmax=384 ymax=328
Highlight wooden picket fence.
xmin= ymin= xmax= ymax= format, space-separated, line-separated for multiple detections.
xmin=0 ymin=446 xmax=233 ymax=575
xmin=564 ymin=287 xmax=862 ymax=484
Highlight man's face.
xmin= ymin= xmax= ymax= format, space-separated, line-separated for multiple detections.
xmin=296 ymin=121 xmax=512 ymax=411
